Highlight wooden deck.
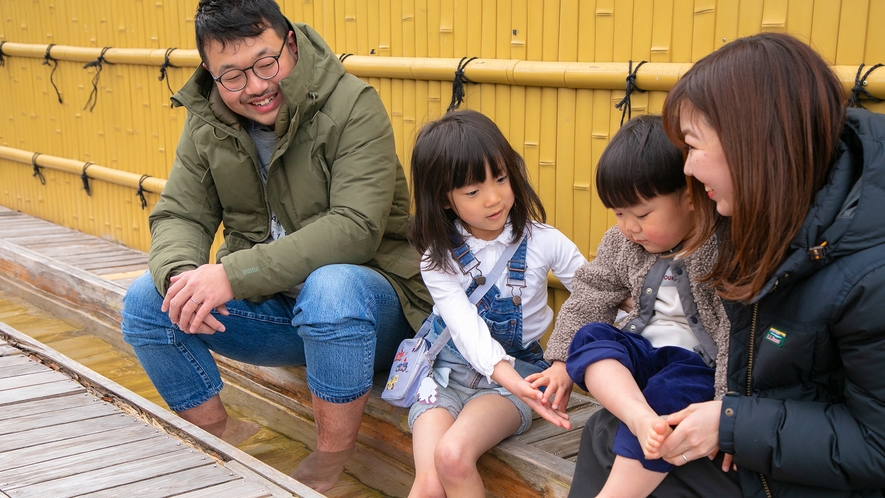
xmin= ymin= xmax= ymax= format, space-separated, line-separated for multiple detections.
xmin=0 ymin=321 xmax=321 ymax=498
xmin=0 ymin=205 xmax=602 ymax=497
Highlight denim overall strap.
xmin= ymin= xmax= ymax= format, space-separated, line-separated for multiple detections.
xmin=426 ymin=235 xmax=527 ymax=359
xmin=505 ymin=236 xmax=529 ymax=304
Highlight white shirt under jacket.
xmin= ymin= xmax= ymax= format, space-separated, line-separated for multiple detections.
xmin=421 ymin=221 xmax=587 ymax=380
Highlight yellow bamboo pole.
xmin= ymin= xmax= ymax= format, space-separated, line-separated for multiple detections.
xmin=0 ymin=146 xmax=166 ymax=194
xmin=2 ymin=42 xmax=883 ymax=95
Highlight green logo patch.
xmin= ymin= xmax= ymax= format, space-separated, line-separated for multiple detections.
xmin=765 ymin=327 xmax=787 ymax=347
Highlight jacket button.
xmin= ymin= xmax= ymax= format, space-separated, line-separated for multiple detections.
xmin=725 ymin=408 xmax=735 ymax=417
xmin=646 ymin=288 xmax=653 ymax=294
xmin=690 ymin=316 xmax=698 ymax=324
xmin=629 ymin=325 xmax=637 ymax=331
xmin=674 ymin=268 xmax=683 ymax=275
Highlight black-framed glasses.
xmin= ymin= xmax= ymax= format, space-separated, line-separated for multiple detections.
xmin=208 ymin=32 xmax=289 ymax=92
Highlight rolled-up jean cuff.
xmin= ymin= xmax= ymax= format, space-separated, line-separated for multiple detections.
xmin=719 ymin=392 xmax=740 ymax=454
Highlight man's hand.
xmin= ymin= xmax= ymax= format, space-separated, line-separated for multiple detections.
xmin=162 ymin=264 xmax=234 ymax=334
xmin=525 ymin=361 xmax=573 ymax=411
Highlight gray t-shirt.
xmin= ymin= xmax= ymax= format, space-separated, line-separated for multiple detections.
xmin=247 ymin=122 xmax=285 ymax=241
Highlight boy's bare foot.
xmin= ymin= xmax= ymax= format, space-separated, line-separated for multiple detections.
xmin=291 ymin=446 xmax=356 ymax=492
xmin=629 ymin=414 xmax=671 ymax=460
xmin=645 ymin=416 xmax=672 ymax=459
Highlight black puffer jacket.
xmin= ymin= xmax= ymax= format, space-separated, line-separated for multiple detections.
xmin=720 ymin=108 xmax=885 ymax=497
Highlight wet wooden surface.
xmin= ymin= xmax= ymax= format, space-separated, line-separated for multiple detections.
xmin=0 ymin=205 xmax=602 ymax=497
xmin=0 ymin=327 xmax=318 ymax=498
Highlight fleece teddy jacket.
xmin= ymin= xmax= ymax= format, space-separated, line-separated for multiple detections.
xmin=148 ymin=21 xmax=431 ymax=330
xmin=545 ymin=227 xmax=729 ymax=400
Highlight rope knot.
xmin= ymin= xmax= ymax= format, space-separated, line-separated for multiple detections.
xmin=847 ymin=63 xmax=883 ymax=109
xmin=31 ymin=153 xmax=46 ymax=186
xmin=447 ymin=56 xmax=478 ymax=112
xmin=136 ymin=174 xmax=151 ymax=210
xmin=83 ymin=47 xmax=114 ymax=111
xmin=81 ymin=162 xmax=93 ymax=196
xmin=158 ymin=47 xmax=178 ymax=94
xmin=42 ymin=44 xmax=63 ymax=103
xmin=614 ymin=60 xmax=647 ymax=126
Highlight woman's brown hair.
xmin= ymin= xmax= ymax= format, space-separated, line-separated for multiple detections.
xmin=662 ymin=33 xmax=845 ymax=302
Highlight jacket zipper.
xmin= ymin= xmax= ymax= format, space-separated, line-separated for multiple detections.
xmin=746 ymin=303 xmax=773 ymax=498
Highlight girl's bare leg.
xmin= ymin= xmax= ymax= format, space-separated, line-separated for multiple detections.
xmin=409 ymin=408 xmax=455 ymax=498
xmin=434 ymin=394 xmax=521 ymax=498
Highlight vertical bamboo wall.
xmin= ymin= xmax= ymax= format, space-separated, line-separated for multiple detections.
xmin=1 ymin=0 xmax=883 ymax=259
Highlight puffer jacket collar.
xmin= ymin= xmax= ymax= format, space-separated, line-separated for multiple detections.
xmin=752 ymin=108 xmax=885 ymax=303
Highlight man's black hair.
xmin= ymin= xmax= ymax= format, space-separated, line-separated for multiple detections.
xmin=195 ymin=0 xmax=290 ymax=62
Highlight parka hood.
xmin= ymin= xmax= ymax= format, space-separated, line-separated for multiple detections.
xmin=755 ymin=108 xmax=885 ymax=301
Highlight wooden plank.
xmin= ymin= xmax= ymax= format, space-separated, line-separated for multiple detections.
xmin=0 ymin=344 xmax=21 ymax=356
xmin=0 ymin=392 xmax=97 ymax=420
xmin=0 ymin=380 xmax=86 ymax=406
xmin=98 ymin=269 xmax=147 ymax=281
xmin=0 ymin=361 xmax=47 ymax=379
xmin=0 ymin=398 xmax=120 ymax=435
xmin=0 ymin=354 xmax=36 ymax=367
xmin=530 ymin=425 xmax=584 ymax=460
xmin=7 ymin=448 xmax=214 ymax=497
xmin=0 ymin=437 xmax=190 ymax=489
xmin=168 ymin=479 xmax=274 ymax=498
xmin=0 ymin=424 xmax=163 ymax=471
xmin=77 ymin=465 xmax=249 ymax=498
xmin=0 ymin=370 xmax=69 ymax=392
xmin=0 ymin=412 xmax=140 ymax=453
xmin=0 ymin=322 xmax=322 ymax=498
xmin=225 ymin=460 xmax=324 ymax=498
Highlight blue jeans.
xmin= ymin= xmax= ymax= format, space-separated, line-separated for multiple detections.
xmin=121 ymin=264 xmax=411 ymax=411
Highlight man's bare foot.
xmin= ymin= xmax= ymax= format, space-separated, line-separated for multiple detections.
xmin=219 ymin=417 xmax=261 ymax=446
xmin=291 ymin=446 xmax=356 ymax=493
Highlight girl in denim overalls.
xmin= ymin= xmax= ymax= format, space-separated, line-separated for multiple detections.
xmin=407 ymin=109 xmax=586 ymax=497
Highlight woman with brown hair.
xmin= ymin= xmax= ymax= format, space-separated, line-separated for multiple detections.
xmin=568 ymin=32 xmax=885 ymax=497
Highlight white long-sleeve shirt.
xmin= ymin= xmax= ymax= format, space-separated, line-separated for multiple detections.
xmin=421 ymin=222 xmax=587 ymax=380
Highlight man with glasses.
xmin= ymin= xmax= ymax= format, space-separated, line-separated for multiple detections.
xmin=120 ymin=0 xmax=431 ymax=492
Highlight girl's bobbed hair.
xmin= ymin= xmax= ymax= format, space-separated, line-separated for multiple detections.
xmin=409 ymin=109 xmax=545 ymax=273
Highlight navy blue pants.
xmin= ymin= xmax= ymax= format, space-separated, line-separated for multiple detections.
xmin=566 ymin=323 xmax=714 ymax=472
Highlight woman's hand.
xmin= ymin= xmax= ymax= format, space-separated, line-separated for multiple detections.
xmin=525 ymin=361 xmax=573 ymax=411
xmin=659 ymin=400 xmax=722 ymax=466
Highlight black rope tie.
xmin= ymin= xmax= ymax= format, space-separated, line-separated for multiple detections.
xmin=614 ymin=60 xmax=648 ymax=126
xmin=43 ymin=43 xmax=63 ymax=104
xmin=848 ymin=63 xmax=884 ymax=109
xmin=338 ymin=53 xmax=353 ymax=63
xmin=81 ymin=162 xmax=93 ymax=196
xmin=136 ymin=174 xmax=151 ymax=210
xmin=83 ymin=46 xmax=114 ymax=112
xmin=447 ymin=56 xmax=478 ymax=112
xmin=158 ymin=47 xmax=178 ymax=95
xmin=31 ymin=153 xmax=46 ymax=185
xmin=0 ymin=41 xmax=6 ymax=67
